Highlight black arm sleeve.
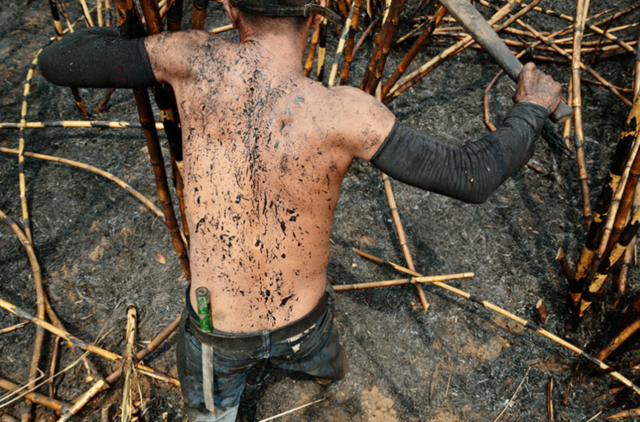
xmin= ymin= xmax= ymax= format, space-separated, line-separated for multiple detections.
xmin=370 ymin=102 xmax=548 ymax=204
xmin=38 ymin=27 xmax=157 ymax=88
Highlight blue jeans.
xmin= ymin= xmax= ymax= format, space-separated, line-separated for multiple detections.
xmin=176 ymin=286 xmax=348 ymax=416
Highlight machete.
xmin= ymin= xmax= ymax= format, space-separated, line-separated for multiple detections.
xmin=439 ymin=0 xmax=573 ymax=124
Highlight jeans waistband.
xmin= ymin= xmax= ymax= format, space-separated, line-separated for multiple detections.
xmin=185 ymin=285 xmax=331 ymax=350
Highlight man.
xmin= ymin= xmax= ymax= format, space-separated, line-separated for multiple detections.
xmin=38 ymin=0 xmax=561 ymax=419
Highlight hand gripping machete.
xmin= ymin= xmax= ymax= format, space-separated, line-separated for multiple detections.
xmin=438 ymin=0 xmax=573 ymax=123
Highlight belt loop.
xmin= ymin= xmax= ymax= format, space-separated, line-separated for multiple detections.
xmin=261 ymin=330 xmax=271 ymax=358
xmin=326 ymin=284 xmax=335 ymax=301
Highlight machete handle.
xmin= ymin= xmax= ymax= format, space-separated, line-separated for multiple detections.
xmin=438 ymin=0 xmax=573 ymax=123
xmin=549 ymin=101 xmax=573 ymax=124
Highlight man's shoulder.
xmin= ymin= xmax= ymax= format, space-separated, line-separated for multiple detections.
xmin=147 ymin=29 xmax=225 ymax=56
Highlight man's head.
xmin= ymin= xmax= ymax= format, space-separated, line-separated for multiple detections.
xmin=223 ymin=0 xmax=339 ymax=37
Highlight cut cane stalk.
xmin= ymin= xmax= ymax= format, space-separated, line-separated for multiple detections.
xmin=316 ymin=19 xmax=328 ymax=83
xmin=0 ymin=378 xmax=70 ymax=414
xmin=327 ymin=0 xmax=357 ymax=87
xmin=570 ymin=97 xmax=640 ymax=311
xmin=166 ymin=0 xmax=183 ymax=31
xmin=304 ymin=24 xmax=320 ymax=78
xmin=0 ymin=147 xmax=165 ymax=225
xmin=0 ymin=297 xmax=179 ymax=387
xmin=385 ymin=0 xmax=527 ymax=103
xmin=361 ymin=0 xmax=407 ymax=94
xmin=381 ymin=5 xmax=445 ymax=98
xmin=120 ymin=305 xmax=137 ymax=422
xmin=139 ymin=0 xmax=190 ymax=248
xmin=578 ymin=187 xmax=640 ymax=317
xmin=0 ymin=210 xmax=45 ymax=422
xmin=595 ymin=318 xmax=640 ymax=363
xmin=338 ymin=0 xmax=362 ymax=85
xmin=191 ymin=0 xmax=209 ymax=30
xmin=0 ymin=121 xmax=164 ymax=129
xmin=334 ymin=273 xmax=474 ymax=290
xmin=116 ymin=0 xmax=191 ymax=281
xmin=380 ymin=174 xmax=430 ymax=311
xmin=351 ymin=248 xmax=640 ymax=396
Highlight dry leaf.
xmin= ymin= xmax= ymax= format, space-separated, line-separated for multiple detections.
xmin=155 ymin=253 xmax=166 ymax=264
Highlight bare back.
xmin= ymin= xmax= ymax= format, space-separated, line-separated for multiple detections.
xmin=146 ymin=31 xmax=395 ymax=332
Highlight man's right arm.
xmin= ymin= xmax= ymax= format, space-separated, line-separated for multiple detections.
xmin=38 ymin=28 xmax=205 ymax=88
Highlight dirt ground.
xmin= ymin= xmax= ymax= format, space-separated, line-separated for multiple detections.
xmin=1 ymin=0 xmax=640 ymax=420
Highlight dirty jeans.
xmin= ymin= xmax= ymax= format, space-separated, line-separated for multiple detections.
xmin=176 ymin=286 xmax=348 ymax=421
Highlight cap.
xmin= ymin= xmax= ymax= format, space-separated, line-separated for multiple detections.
xmin=229 ymin=0 xmax=343 ymax=24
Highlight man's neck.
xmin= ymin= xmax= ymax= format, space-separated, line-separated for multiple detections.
xmin=238 ymin=28 xmax=308 ymax=74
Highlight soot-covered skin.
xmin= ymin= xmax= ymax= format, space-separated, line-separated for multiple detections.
xmin=145 ymin=30 xmax=395 ymax=333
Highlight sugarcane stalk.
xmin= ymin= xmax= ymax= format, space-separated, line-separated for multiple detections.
xmin=0 ymin=211 xmax=104 ymax=386
xmin=483 ymin=70 xmax=503 ymax=132
xmin=0 ymin=147 xmax=165 ymax=225
xmin=327 ymin=0 xmax=357 ymax=87
xmin=635 ymin=27 xmax=640 ymax=100
xmin=316 ymin=18 xmax=328 ymax=83
xmin=0 ymin=210 xmax=45 ymax=422
xmin=0 ymin=378 xmax=70 ymax=414
xmin=0 ymin=121 xmax=164 ymax=129
xmin=44 ymin=292 xmax=103 ymax=386
xmin=513 ymin=19 xmax=631 ymax=108
xmin=105 ymin=313 xmax=181 ymax=384
xmin=79 ymin=0 xmax=95 ymax=26
xmin=547 ymin=377 xmax=554 ymax=421
xmin=606 ymin=408 xmax=640 ymax=420
xmin=587 ymin=12 xmax=614 ymax=66
xmin=18 ymin=52 xmax=41 ymax=244
xmin=381 ymin=173 xmax=430 ymax=311
xmin=191 ymin=0 xmax=209 ymax=29
xmin=0 ymin=322 xmax=28 ymax=334
xmin=304 ymin=24 xmax=320 ymax=78
xmin=48 ymin=0 xmax=64 ymax=38
xmin=97 ymin=0 xmax=103 ymax=26
xmin=0 ymin=297 xmax=179 ymax=387
xmin=95 ymin=88 xmax=116 ymax=113
xmin=56 ymin=380 xmax=106 ymax=422
xmin=385 ymin=0 xmax=525 ymax=103
xmin=577 ymin=187 xmax=640 ymax=317
xmin=562 ymin=356 xmax=582 ymax=405
xmin=334 ymin=272 xmax=474 ymax=290
xmin=139 ymin=0 xmax=189 ymax=247
xmin=120 ymin=305 xmax=137 ymax=422
xmin=116 ymin=0 xmax=191 ymax=281
xmin=104 ymin=0 xmax=112 ymax=26
xmin=581 ymin=78 xmax=634 ymax=94
xmin=361 ymin=0 xmax=407 ymax=94
xmin=614 ymin=190 xmax=639 ymax=306
xmin=381 ymin=5 xmax=445 ymax=98
xmin=338 ymin=0 xmax=362 ymax=85
xmin=335 ymin=0 xmax=348 ymax=18
xmin=613 ymin=240 xmax=634 ymax=309
xmin=516 ymin=2 xmax=637 ymax=55
xmin=609 ymin=170 xmax=639 ymax=254
xmin=571 ymin=99 xmax=640 ymax=309
xmin=595 ymin=318 xmax=640 ymax=363
xmin=352 ymin=18 xmax=377 ymax=58
xmin=351 ymin=248 xmax=640 ymax=395
xmin=47 ymin=336 xmax=60 ymax=398
xmin=555 ymin=247 xmax=574 ymax=285
xmin=166 ymin=0 xmax=183 ymax=31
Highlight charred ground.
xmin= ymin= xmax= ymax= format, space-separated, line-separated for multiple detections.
xmin=1 ymin=0 xmax=640 ymax=420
